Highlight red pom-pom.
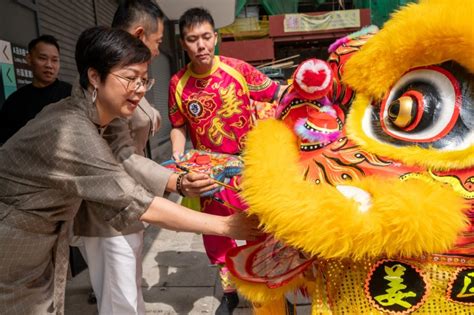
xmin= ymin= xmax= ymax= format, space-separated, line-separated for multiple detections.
xmin=293 ymin=59 xmax=333 ymax=100
xmin=302 ymin=69 xmax=327 ymax=88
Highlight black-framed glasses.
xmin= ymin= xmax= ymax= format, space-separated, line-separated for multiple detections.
xmin=111 ymin=73 xmax=155 ymax=92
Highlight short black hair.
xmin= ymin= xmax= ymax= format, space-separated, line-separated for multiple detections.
xmin=28 ymin=35 xmax=60 ymax=53
xmin=75 ymin=26 xmax=151 ymax=89
xmin=179 ymin=7 xmax=215 ymax=39
xmin=112 ymin=0 xmax=164 ymax=35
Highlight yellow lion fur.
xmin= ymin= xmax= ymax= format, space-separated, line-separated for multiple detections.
xmin=231 ymin=274 xmax=309 ymax=305
xmin=343 ymin=0 xmax=474 ymax=99
xmin=252 ymin=297 xmax=292 ymax=315
xmin=347 ymin=95 xmax=474 ymax=170
xmin=242 ymin=119 xmax=468 ymax=260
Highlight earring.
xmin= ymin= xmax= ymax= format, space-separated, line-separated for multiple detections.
xmin=91 ymin=87 xmax=97 ymax=103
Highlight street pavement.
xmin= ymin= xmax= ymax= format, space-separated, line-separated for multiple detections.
xmin=65 ymin=227 xmax=311 ymax=314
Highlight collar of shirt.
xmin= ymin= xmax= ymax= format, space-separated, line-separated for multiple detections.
xmin=71 ymin=80 xmax=102 ymax=127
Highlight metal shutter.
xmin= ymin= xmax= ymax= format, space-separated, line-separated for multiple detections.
xmin=147 ymin=53 xmax=172 ymax=162
xmin=37 ymin=0 xmax=117 ymax=84
xmin=37 ymin=1 xmax=96 ymax=84
xmin=94 ymin=0 xmax=117 ymax=26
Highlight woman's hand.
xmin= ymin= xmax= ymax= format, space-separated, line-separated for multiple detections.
xmin=222 ymin=212 xmax=263 ymax=241
xmin=181 ymin=172 xmax=218 ymax=197
xmin=172 ymin=150 xmax=183 ymax=161
xmin=141 ymin=197 xmax=263 ymax=240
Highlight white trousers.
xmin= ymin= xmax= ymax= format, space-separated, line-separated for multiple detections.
xmin=79 ymin=231 xmax=145 ymax=315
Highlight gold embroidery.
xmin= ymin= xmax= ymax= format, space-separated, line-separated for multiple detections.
xmin=208 ymin=117 xmax=236 ymax=145
xmin=374 ymin=264 xmax=417 ymax=309
xmin=218 ymin=83 xmax=243 ymax=118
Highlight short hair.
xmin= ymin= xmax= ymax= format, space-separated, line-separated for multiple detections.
xmin=28 ymin=35 xmax=60 ymax=53
xmin=112 ymin=0 xmax=164 ymax=35
xmin=179 ymin=7 xmax=215 ymax=39
xmin=75 ymin=26 xmax=151 ymax=89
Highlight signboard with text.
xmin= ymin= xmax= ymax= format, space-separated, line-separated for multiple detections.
xmin=284 ymin=10 xmax=361 ymax=33
xmin=0 ymin=40 xmax=16 ymax=105
xmin=0 ymin=40 xmax=32 ymax=108
xmin=11 ymin=44 xmax=33 ymax=89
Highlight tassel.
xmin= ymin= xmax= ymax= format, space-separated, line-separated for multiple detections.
xmin=328 ymin=25 xmax=379 ymax=52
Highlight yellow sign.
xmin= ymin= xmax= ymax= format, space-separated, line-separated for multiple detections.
xmin=284 ymin=9 xmax=361 ymax=33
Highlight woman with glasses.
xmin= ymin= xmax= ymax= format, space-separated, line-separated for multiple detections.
xmin=73 ymin=4 xmax=171 ymax=314
xmin=111 ymin=73 xmax=155 ymax=91
xmin=0 ymin=26 xmax=260 ymax=315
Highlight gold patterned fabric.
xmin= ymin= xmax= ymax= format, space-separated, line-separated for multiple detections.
xmin=0 ymin=82 xmax=155 ymax=314
xmin=310 ymin=256 xmax=474 ymax=314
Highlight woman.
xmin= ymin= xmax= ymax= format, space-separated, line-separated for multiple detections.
xmin=0 ymin=26 xmax=260 ymax=315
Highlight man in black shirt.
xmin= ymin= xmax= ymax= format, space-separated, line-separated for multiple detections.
xmin=0 ymin=35 xmax=71 ymax=144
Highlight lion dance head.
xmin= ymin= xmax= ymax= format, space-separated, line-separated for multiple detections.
xmin=227 ymin=0 xmax=474 ymax=313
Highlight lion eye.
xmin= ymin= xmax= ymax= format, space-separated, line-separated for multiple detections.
xmin=356 ymin=61 xmax=474 ymax=152
xmin=380 ymin=65 xmax=461 ymax=143
xmin=386 ymin=88 xmax=428 ymax=131
xmin=387 ymin=95 xmax=418 ymax=129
